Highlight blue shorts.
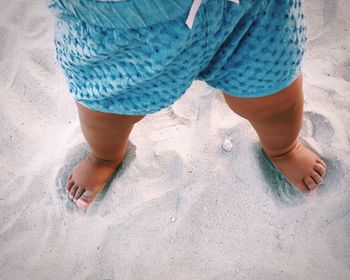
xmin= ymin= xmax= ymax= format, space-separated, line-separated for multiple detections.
xmin=49 ymin=0 xmax=306 ymax=115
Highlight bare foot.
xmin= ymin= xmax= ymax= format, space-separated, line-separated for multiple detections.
xmin=266 ymin=140 xmax=326 ymax=193
xmin=66 ymin=153 xmax=122 ymax=208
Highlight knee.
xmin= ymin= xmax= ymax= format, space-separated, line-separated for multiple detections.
xmin=76 ymin=100 xmax=144 ymax=124
xmin=224 ymin=75 xmax=303 ymax=122
xmin=224 ymin=94 xmax=299 ymax=122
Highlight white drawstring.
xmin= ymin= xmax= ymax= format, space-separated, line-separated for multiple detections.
xmin=185 ymin=0 xmax=202 ymax=29
xmin=186 ymin=0 xmax=240 ymax=29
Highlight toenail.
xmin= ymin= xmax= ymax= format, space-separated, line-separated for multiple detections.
xmin=76 ymin=199 xmax=90 ymax=208
xmin=307 ymin=188 xmax=317 ymax=196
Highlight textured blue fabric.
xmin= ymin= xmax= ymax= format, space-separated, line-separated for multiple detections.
xmin=51 ymin=0 xmax=307 ymax=115
xmin=47 ymin=0 xmax=201 ymax=29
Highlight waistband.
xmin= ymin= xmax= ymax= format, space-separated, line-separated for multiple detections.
xmin=47 ymin=0 xmax=212 ymax=29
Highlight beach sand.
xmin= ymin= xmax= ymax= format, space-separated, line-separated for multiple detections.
xmin=1 ymin=0 xmax=350 ymax=279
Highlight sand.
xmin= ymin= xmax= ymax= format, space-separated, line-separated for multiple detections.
xmin=1 ymin=0 xmax=350 ymax=279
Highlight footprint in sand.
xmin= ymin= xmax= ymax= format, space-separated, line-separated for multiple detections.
xmin=6 ymin=1 xmax=49 ymax=37
xmin=134 ymin=149 xmax=184 ymax=184
xmin=302 ymin=111 xmax=335 ymax=144
xmin=0 ymin=25 xmax=19 ymax=92
xmin=328 ymin=224 xmax=350 ymax=269
xmin=28 ymin=47 xmax=57 ymax=76
xmin=24 ymin=16 xmax=50 ymax=40
xmin=330 ymin=238 xmax=342 ymax=260
xmin=145 ymin=105 xmax=193 ymax=143
xmin=159 ymin=106 xmax=192 ymax=127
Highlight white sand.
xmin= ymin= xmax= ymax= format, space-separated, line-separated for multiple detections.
xmin=1 ymin=0 xmax=350 ymax=279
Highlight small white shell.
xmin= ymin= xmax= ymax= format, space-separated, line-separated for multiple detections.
xmin=222 ymin=138 xmax=233 ymax=152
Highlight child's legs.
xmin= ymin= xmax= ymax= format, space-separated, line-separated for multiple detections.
xmin=223 ymin=75 xmax=326 ymax=192
xmin=52 ymin=5 xmax=199 ymax=208
xmin=224 ymin=75 xmax=303 ymax=157
xmin=66 ymin=101 xmax=144 ymax=208
xmin=197 ymin=1 xmax=326 ymax=192
xmin=76 ymin=101 xmax=144 ymax=162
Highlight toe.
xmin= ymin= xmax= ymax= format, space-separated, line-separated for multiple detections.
xmin=74 ymin=187 xmax=85 ymax=201
xmin=295 ymin=181 xmax=309 ymax=193
xmin=311 ymin=171 xmax=323 ymax=185
xmin=76 ymin=199 xmax=90 ymax=209
xmin=317 ymin=159 xmax=327 ymax=168
xmin=66 ymin=180 xmax=74 ymax=193
xmin=68 ymin=172 xmax=73 ymax=181
xmin=314 ymin=163 xmax=326 ymax=177
xmin=76 ymin=191 xmax=93 ymax=208
xmin=69 ymin=185 xmax=78 ymax=199
xmin=304 ymin=176 xmax=318 ymax=190
xmin=307 ymin=188 xmax=318 ymax=196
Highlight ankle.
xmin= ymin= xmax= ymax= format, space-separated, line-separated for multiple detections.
xmin=263 ymin=139 xmax=300 ymax=159
xmin=87 ymin=153 xmax=124 ymax=167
